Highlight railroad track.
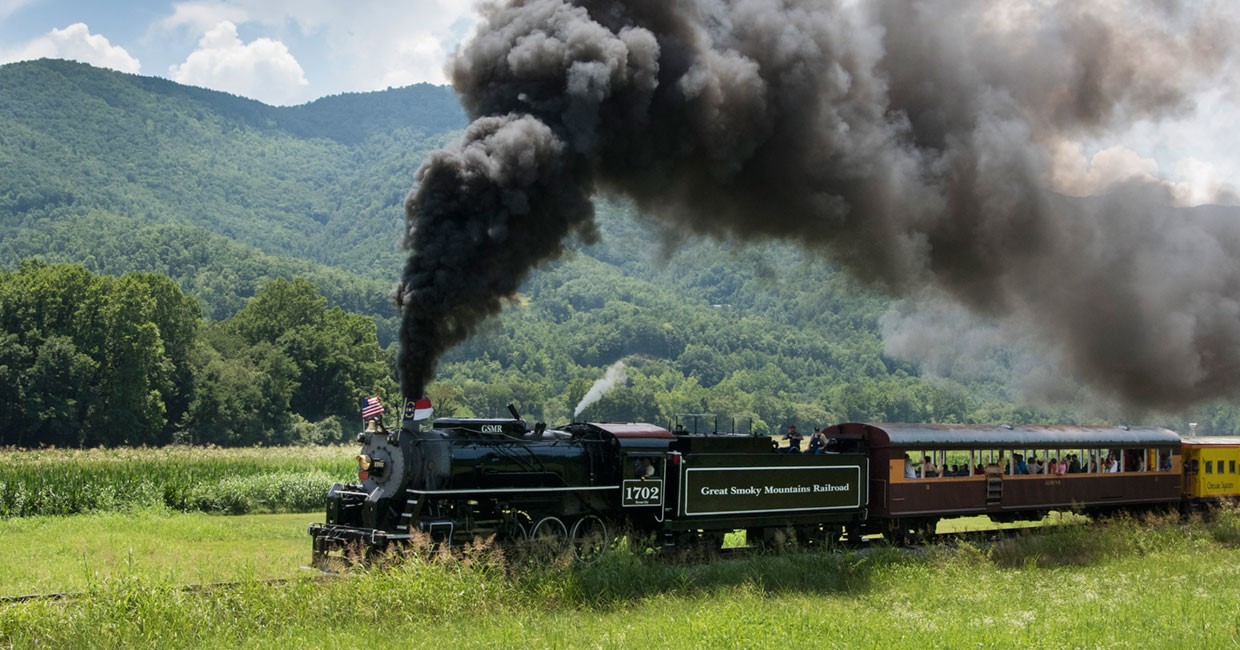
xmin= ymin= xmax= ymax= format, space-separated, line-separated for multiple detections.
xmin=0 ymin=571 xmax=339 ymax=605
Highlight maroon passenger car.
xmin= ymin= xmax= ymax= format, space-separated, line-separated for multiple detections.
xmin=824 ymin=423 xmax=1182 ymax=541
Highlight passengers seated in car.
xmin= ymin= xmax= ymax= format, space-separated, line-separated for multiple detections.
xmin=1027 ymin=456 xmax=1042 ymax=474
xmin=783 ymin=425 xmax=802 ymax=453
xmin=905 ymin=454 xmax=918 ymax=479
xmin=1012 ymin=454 xmax=1028 ymax=475
xmin=1068 ymin=454 xmax=1082 ymax=474
xmin=808 ymin=428 xmax=826 ymax=454
xmin=921 ymin=456 xmax=939 ymax=478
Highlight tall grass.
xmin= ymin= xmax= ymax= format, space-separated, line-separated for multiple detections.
xmin=4 ymin=507 xmax=1238 ymax=648
xmin=0 ymin=446 xmax=355 ymax=517
xmin=987 ymin=507 xmax=1240 ymax=569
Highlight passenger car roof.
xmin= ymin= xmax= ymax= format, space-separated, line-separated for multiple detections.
xmin=1180 ymin=436 xmax=1240 ymax=446
xmin=827 ymin=422 xmax=1181 ymax=448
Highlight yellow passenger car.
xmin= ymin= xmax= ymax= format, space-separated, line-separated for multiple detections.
xmin=1181 ymin=437 xmax=1240 ymax=501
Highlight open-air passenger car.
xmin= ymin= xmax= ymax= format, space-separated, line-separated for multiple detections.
xmin=824 ymin=423 xmax=1182 ymax=541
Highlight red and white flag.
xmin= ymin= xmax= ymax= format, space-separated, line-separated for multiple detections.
xmin=402 ymin=398 xmax=434 ymax=422
xmin=360 ymin=396 xmax=385 ymax=420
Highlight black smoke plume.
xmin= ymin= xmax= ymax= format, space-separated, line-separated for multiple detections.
xmin=398 ymin=0 xmax=1240 ymax=410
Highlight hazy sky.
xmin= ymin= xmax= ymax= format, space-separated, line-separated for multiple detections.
xmin=0 ymin=0 xmax=1235 ymax=206
xmin=0 ymin=0 xmax=478 ymax=105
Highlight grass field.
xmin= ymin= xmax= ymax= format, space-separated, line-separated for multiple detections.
xmin=2 ymin=507 xmax=1238 ymax=648
xmin=0 ymin=446 xmax=354 ymax=517
xmin=0 ymin=510 xmax=318 ymax=596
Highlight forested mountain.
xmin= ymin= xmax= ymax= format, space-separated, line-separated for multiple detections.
xmin=0 ymin=58 xmax=463 ymax=343
xmin=1 ymin=59 xmax=1227 ymax=444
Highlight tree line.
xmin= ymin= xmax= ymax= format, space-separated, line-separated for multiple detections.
xmin=0 ymin=262 xmax=392 ymax=447
xmin=4 ymin=258 xmax=1230 ymax=449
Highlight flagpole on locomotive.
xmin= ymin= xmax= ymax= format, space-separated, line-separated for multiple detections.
xmin=358 ymin=395 xmax=434 ymax=436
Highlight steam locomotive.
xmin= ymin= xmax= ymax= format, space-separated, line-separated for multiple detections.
xmin=309 ymin=402 xmax=1240 ymax=565
xmin=309 ymin=404 xmax=868 ymax=565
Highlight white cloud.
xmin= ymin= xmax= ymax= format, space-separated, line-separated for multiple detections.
xmin=169 ymin=20 xmax=308 ymax=105
xmin=159 ymin=1 xmax=248 ymax=34
xmin=334 ymin=1 xmax=478 ymax=88
xmin=158 ymin=1 xmax=477 ymax=92
xmin=263 ymin=0 xmax=478 ymax=88
xmin=1048 ymin=136 xmax=1239 ymax=207
xmin=380 ymin=33 xmax=453 ymax=87
xmin=0 ymin=22 xmax=141 ymax=73
xmin=1171 ymin=158 xmax=1239 ymax=207
xmin=1048 ymin=140 xmax=1160 ymax=197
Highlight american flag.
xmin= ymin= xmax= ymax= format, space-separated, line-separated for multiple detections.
xmin=360 ymin=396 xmax=385 ymax=420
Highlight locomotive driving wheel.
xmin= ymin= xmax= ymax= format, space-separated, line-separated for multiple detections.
xmin=527 ymin=516 xmax=570 ymax=561
xmin=569 ymin=515 xmax=609 ymax=562
xmin=498 ymin=511 xmax=532 ymax=545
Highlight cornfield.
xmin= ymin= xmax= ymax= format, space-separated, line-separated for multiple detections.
xmin=0 ymin=446 xmax=356 ymax=518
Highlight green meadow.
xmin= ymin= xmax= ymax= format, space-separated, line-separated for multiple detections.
xmin=0 ymin=446 xmax=354 ymax=517
xmin=0 ymin=510 xmax=317 ymax=596
xmin=2 ymin=507 xmax=1238 ymax=649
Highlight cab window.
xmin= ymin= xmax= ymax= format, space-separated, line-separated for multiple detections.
xmin=631 ymin=456 xmax=659 ymax=479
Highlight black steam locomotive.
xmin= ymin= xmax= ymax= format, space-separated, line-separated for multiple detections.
xmin=311 ymin=401 xmax=1231 ymax=565
xmin=309 ymin=404 xmax=869 ymax=565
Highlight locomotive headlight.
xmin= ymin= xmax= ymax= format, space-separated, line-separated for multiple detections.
xmin=357 ymin=454 xmax=372 ymax=471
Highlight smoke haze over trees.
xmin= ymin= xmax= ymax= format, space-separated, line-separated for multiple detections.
xmin=399 ymin=0 xmax=1240 ymax=410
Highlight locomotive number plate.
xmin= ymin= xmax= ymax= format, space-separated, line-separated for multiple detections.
xmin=622 ymin=479 xmax=663 ymax=507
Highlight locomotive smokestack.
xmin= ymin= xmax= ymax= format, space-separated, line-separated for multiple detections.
xmin=398 ymin=0 xmax=1240 ymax=410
